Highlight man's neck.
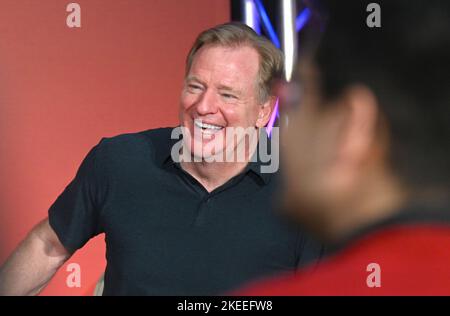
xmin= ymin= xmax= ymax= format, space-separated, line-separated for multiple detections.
xmin=324 ymin=170 xmax=408 ymax=243
xmin=180 ymin=159 xmax=251 ymax=193
xmin=179 ymin=130 xmax=262 ymax=192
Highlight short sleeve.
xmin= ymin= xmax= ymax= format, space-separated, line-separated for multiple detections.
xmin=48 ymin=138 xmax=109 ymax=253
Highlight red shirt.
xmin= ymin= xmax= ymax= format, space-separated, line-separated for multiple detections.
xmin=237 ymin=224 xmax=450 ymax=295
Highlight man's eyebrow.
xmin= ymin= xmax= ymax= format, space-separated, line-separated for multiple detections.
xmin=185 ymin=76 xmax=205 ymax=85
xmin=185 ymin=77 xmax=242 ymax=95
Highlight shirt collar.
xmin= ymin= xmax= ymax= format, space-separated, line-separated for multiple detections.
xmin=155 ymin=127 xmax=276 ymax=185
xmin=246 ymin=129 xmax=275 ymax=184
xmin=149 ymin=127 xmax=179 ymax=167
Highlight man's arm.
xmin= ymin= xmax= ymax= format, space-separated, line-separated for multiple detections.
xmin=0 ymin=218 xmax=71 ymax=296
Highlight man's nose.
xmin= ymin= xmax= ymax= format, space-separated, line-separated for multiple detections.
xmin=196 ymin=90 xmax=219 ymax=115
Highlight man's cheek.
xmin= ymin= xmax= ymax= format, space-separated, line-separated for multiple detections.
xmin=222 ymin=107 xmax=247 ymax=127
xmin=180 ymin=93 xmax=197 ymax=110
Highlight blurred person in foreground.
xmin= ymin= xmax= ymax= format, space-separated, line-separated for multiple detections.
xmin=238 ymin=0 xmax=450 ymax=295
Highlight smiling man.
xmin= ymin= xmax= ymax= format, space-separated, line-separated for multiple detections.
xmin=178 ymin=42 xmax=273 ymax=191
xmin=0 ymin=22 xmax=323 ymax=296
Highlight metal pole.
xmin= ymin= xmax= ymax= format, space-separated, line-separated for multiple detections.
xmin=280 ymin=0 xmax=297 ymax=82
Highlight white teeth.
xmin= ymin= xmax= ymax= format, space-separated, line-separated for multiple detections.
xmin=194 ymin=120 xmax=223 ymax=130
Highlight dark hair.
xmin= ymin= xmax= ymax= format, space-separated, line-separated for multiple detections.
xmin=313 ymin=0 xmax=450 ymax=188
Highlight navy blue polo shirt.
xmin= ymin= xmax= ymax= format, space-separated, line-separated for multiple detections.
xmin=48 ymin=127 xmax=323 ymax=295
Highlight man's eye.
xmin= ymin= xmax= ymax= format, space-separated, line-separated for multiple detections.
xmin=221 ymin=93 xmax=237 ymax=100
xmin=188 ymin=84 xmax=203 ymax=92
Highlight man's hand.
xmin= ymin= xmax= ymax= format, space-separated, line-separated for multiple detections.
xmin=0 ymin=218 xmax=71 ymax=296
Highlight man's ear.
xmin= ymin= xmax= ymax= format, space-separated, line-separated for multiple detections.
xmin=256 ymin=96 xmax=277 ymax=128
xmin=336 ymin=84 xmax=379 ymax=171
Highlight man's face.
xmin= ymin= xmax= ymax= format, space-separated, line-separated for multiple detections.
xmin=279 ymin=61 xmax=349 ymax=232
xmin=280 ymin=60 xmax=397 ymax=239
xmin=179 ymin=45 xmax=271 ymax=160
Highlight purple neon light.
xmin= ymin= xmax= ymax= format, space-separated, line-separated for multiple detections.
xmin=266 ymin=98 xmax=279 ymax=136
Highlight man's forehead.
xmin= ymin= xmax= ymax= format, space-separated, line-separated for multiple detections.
xmin=191 ymin=45 xmax=259 ymax=73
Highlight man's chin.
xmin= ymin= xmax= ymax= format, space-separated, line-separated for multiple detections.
xmin=187 ymin=143 xmax=227 ymax=162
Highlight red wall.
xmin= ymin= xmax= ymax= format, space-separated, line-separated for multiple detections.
xmin=0 ymin=0 xmax=229 ymax=295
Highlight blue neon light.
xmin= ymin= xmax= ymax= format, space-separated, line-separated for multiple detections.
xmin=296 ymin=8 xmax=311 ymax=32
xmin=247 ymin=2 xmax=312 ymax=135
xmin=254 ymin=0 xmax=281 ymax=48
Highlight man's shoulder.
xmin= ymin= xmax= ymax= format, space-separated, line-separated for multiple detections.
xmin=98 ymin=127 xmax=175 ymax=150
xmin=93 ymin=127 xmax=177 ymax=165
